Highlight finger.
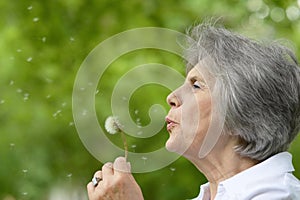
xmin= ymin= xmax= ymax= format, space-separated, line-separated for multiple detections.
xmin=113 ymin=157 xmax=131 ymax=174
xmin=93 ymin=170 xmax=103 ymax=180
xmin=87 ymin=181 xmax=95 ymax=195
xmin=102 ymin=162 xmax=114 ymax=179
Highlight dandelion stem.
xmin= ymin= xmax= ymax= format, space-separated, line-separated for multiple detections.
xmin=120 ymin=131 xmax=128 ymax=161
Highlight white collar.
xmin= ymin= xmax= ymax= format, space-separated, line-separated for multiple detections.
xmin=220 ymin=151 xmax=295 ymax=195
xmin=195 ymin=152 xmax=296 ymax=199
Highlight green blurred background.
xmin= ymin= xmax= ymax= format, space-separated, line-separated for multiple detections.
xmin=1 ymin=0 xmax=300 ymax=199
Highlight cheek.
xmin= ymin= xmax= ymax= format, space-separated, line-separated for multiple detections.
xmin=181 ymin=102 xmax=200 ymax=139
xmin=197 ymin=99 xmax=212 ymax=132
xmin=199 ymin=99 xmax=212 ymax=120
xmin=181 ymin=97 xmax=212 ymax=139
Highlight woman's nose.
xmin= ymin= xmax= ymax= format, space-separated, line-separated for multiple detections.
xmin=167 ymin=92 xmax=181 ymax=108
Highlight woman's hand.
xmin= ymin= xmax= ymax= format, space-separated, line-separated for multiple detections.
xmin=87 ymin=157 xmax=144 ymax=200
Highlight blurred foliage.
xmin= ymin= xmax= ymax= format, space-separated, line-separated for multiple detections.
xmin=1 ymin=0 xmax=300 ymax=199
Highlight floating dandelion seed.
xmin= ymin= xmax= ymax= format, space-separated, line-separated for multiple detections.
xmin=170 ymin=167 xmax=176 ymax=176
xmin=26 ymin=57 xmax=32 ymax=62
xmin=53 ymin=110 xmax=62 ymax=118
xmin=105 ymin=116 xmax=128 ymax=160
xmin=23 ymin=93 xmax=29 ymax=101
xmin=170 ymin=167 xmax=176 ymax=172
xmin=131 ymin=144 xmax=137 ymax=152
xmin=33 ymin=17 xmax=39 ymax=22
xmin=141 ymin=156 xmax=147 ymax=164
xmin=81 ymin=109 xmax=87 ymax=116
xmin=137 ymin=131 xmax=143 ymax=136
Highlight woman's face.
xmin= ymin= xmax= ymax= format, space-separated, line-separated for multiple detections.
xmin=165 ymin=65 xmax=213 ymax=156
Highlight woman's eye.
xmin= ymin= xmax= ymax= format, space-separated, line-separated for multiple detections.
xmin=192 ymin=81 xmax=201 ymax=89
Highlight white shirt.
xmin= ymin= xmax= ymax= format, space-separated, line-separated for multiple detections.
xmin=192 ymin=152 xmax=300 ymax=200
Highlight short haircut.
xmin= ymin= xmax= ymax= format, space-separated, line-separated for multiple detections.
xmin=184 ymin=21 xmax=300 ymax=160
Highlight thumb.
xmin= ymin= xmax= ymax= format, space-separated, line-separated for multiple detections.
xmin=113 ymin=157 xmax=131 ymax=174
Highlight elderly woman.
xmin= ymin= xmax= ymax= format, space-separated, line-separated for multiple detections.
xmin=87 ymin=23 xmax=300 ymax=199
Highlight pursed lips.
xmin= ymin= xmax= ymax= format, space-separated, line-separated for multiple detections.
xmin=165 ymin=117 xmax=179 ymax=132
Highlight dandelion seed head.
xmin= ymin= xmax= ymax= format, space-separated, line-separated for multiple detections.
xmin=105 ymin=116 xmax=122 ymax=134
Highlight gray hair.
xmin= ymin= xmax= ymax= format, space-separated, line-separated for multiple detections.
xmin=184 ymin=22 xmax=300 ymax=161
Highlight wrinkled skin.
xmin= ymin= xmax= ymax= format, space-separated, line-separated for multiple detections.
xmin=87 ymin=157 xmax=144 ymax=200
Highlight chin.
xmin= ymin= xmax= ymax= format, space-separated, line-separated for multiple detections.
xmin=165 ymin=136 xmax=187 ymax=155
xmin=165 ymin=139 xmax=177 ymax=152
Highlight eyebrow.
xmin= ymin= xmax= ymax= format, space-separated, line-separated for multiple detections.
xmin=188 ymin=75 xmax=206 ymax=84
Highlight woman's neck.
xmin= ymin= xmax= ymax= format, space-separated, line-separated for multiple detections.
xmin=184 ymin=136 xmax=258 ymax=199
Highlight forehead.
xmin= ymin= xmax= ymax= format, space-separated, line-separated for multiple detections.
xmin=186 ymin=64 xmax=216 ymax=89
xmin=186 ymin=63 xmax=211 ymax=81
